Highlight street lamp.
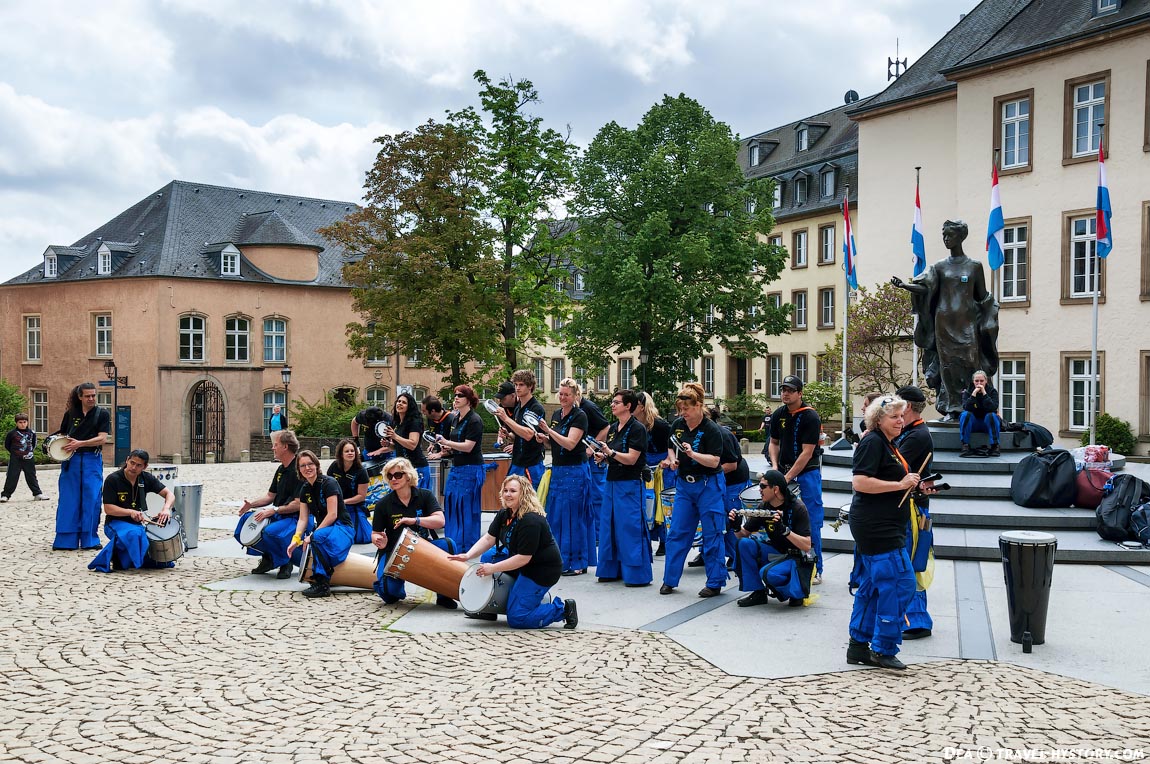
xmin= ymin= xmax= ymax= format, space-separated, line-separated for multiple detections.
xmin=280 ymin=365 xmax=292 ymax=412
xmin=639 ymin=348 xmax=649 ymax=391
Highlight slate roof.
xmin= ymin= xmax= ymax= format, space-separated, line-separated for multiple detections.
xmin=6 ymin=180 xmax=361 ymax=287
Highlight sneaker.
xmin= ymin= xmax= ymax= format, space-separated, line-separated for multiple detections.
xmin=959 ymin=443 xmax=972 ymax=457
xmin=33 ymin=495 xmax=50 ymax=501
xmin=464 ymin=611 xmax=497 ymax=621
xmin=276 ymin=564 xmax=294 ymax=579
xmin=302 ymin=580 xmax=331 ymax=598
xmin=596 ymin=576 xmax=620 ymax=583
xmin=563 ymin=599 xmax=579 ymax=629
xmin=870 ymin=651 xmax=907 ymax=670
xmin=987 ymin=443 xmax=1001 ymax=457
xmin=737 ymin=589 xmax=772 ymax=608
xmin=846 ymin=639 xmax=873 ymax=666
xmin=812 ymin=573 xmax=823 ymax=586
xmin=687 ymin=554 xmax=704 ymax=568
xmin=698 ymin=587 xmax=721 ymax=598
xmin=659 ymin=584 xmax=675 ymax=595
xmin=0 ymin=496 xmax=7 ymax=503
xmin=252 ymin=555 xmax=275 ymax=575
xmin=787 ymin=598 xmax=805 ymax=607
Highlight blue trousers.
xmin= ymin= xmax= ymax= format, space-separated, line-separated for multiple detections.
xmin=905 ymin=589 xmax=932 ymax=632
xmin=588 ymin=461 xmax=607 ymax=545
xmin=848 ymin=547 xmax=916 ymax=656
xmin=545 ymin=462 xmax=596 ymax=572
xmin=735 ymin=537 xmax=807 ymax=601
xmin=597 ymin=479 xmax=652 ymax=585
xmin=509 ymin=461 xmax=545 ymax=488
xmin=444 ymin=464 xmax=485 ymax=552
xmin=54 ymin=452 xmax=103 ymax=549
xmin=795 ymin=470 xmax=825 ymax=574
xmin=663 ymin=476 xmax=727 ymax=590
xmin=351 ymin=508 xmax=373 ymax=544
xmin=959 ymin=411 xmax=1000 ymax=445
xmin=724 ymin=478 xmax=750 ymax=563
xmin=374 ymin=537 xmax=457 ymax=602
xmin=416 ymin=466 xmax=432 ymax=491
xmin=507 ymin=573 xmax=566 ymax=629
xmin=309 ymin=523 xmax=355 ymax=579
xmin=88 ymin=518 xmax=176 ymax=572
xmin=234 ymin=512 xmax=311 ymax=568
xmin=905 ymin=505 xmax=933 ymax=632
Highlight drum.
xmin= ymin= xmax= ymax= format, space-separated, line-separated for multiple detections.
xmin=521 ymin=410 xmax=542 ymax=430
xmin=298 ymin=545 xmax=376 ymax=590
xmin=364 ymin=458 xmax=393 ymax=510
xmin=458 ymin=565 xmax=519 ymax=615
xmin=383 ymin=528 xmax=468 ymax=600
xmin=375 ymin=421 xmax=391 ymax=439
xmin=482 ymin=399 xmax=501 ymax=415
xmin=659 ymin=488 xmax=676 ymax=524
xmin=147 ymin=464 xmax=180 ymax=484
xmin=238 ymin=514 xmax=270 ymax=547
xmin=481 ymin=454 xmax=512 ymax=512
xmin=44 ymin=435 xmax=71 ymax=462
xmin=145 ymin=515 xmax=185 ymax=564
xmin=738 ymin=485 xmax=761 ymax=511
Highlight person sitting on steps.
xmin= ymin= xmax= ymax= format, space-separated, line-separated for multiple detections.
xmin=959 ymin=370 xmax=1001 ymax=458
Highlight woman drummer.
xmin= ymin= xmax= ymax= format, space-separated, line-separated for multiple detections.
xmin=327 ymin=438 xmax=371 ymax=543
xmin=52 ymin=382 xmax=111 ymax=550
xmin=370 ymin=457 xmax=457 ymax=608
xmin=846 ymin=395 xmax=921 ymax=670
xmin=536 ymin=377 xmax=595 ymax=576
xmin=449 ymin=474 xmax=577 ymax=629
xmin=635 ymin=392 xmax=673 ymax=556
xmin=434 ymin=385 xmax=486 ymax=551
xmin=287 ymin=449 xmax=355 ymax=599
xmin=595 ymin=389 xmax=652 ymax=587
xmin=88 ymin=449 xmax=176 ymax=572
xmin=390 ymin=392 xmax=432 ymax=490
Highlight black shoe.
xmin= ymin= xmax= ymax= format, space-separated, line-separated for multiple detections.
xmin=436 ymin=595 xmax=458 ymax=609
xmin=726 ymin=557 xmax=735 ymax=571
xmin=687 ymin=554 xmax=704 ymax=568
xmin=596 ymin=576 xmax=621 ymax=583
xmin=846 ymin=639 xmax=874 ymax=665
xmin=563 ymin=599 xmax=578 ymax=629
xmin=252 ymin=555 xmax=275 ymax=575
xmin=787 ymin=598 xmax=805 ymax=607
xmin=655 ymin=541 xmax=666 ymax=557
xmin=870 ymin=651 xmax=906 ymax=670
xmin=659 ymin=584 xmax=675 ymax=595
xmin=276 ymin=564 xmax=294 ymax=579
xmin=464 ymin=611 xmax=497 ymax=621
xmin=561 ymin=569 xmax=586 ymax=577
xmin=737 ymin=590 xmax=772 ymax=608
xmin=302 ymin=580 xmax=330 ymax=598
xmin=625 ymin=582 xmax=651 ymax=588
xmin=83 ymin=544 xmax=103 ymax=550
xmin=698 ymin=587 xmax=721 ymax=598
xmin=987 ymin=443 xmax=1001 ymax=457
xmin=902 ymin=627 xmax=932 ymax=640
xmin=959 ymin=443 xmax=974 ymax=457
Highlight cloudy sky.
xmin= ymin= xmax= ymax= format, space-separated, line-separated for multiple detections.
xmin=0 ymin=0 xmax=978 ymax=283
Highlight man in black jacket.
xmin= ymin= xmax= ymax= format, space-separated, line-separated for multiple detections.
xmin=959 ymin=370 xmax=1001 ymax=457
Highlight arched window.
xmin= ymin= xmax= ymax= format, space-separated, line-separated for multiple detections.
xmin=179 ymin=314 xmax=206 ymax=362
xmin=367 ymin=386 xmax=389 ymax=408
xmin=331 ymin=386 xmax=357 ymax=406
xmin=412 ymin=386 xmax=428 ymax=403
xmin=263 ymin=317 xmax=288 ymax=363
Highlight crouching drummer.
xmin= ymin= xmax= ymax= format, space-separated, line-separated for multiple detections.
xmin=732 ymin=469 xmax=814 ymax=608
xmin=88 ymin=450 xmax=176 ymax=572
xmin=448 ymin=474 xmax=578 ymax=629
xmin=235 ymin=429 xmax=308 ymax=579
xmin=371 ymin=457 xmax=458 ymax=609
xmin=287 ymin=450 xmax=354 ymax=599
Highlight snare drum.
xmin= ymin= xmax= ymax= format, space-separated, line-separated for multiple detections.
xmin=459 ymin=565 xmax=519 ymax=616
xmin=44 ymin=435 xmax=71 ymax=462
xmin=738 ymin=485 xmax=761 ymax=512
xmin=383 ymin=528 xmax=469 ymax=600
xmin=298 ymin=545 xmax=376 ymax=589
xmin=147 ymin=464 xmax=180 ymax=484
xmin=145 ymin=515 xmax=185 ymax=564
xmin=238 ymin=514 xmax=270 ymax=547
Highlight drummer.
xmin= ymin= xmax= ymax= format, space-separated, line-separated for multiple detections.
xmin=327 ymin=438 xmax=371 ymax=544
xmin=88 ymin=449 xmax=176 ymax=572
xmin=352 ymin=406 xmax=393 ymax=462
xmin=448 ymin=474 xmax=578 ymax=629
xmin=235 ymin=429 xmax=309 ymax=579
xmin=389 ymin=392 xmax=432 ymax=490
xmin=493 ymin=369 xmax=547 ymax=487
xmin=732 ymin=469 xmax=813 ymax=607
xmin=370 ymin=457 xmax=458 ymax=609
xmin=434 ymin=385 xmax=486 ymax=550
xmin=52 ymin=382 xmax=111 ymax=550
xmin=287 ymin=449 xmax=354 ymax=599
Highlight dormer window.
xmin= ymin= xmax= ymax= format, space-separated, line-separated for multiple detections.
xmin=794 ymin=176 xmax=808 ymax=205
xmin=1096 ymin=0 xmax=1119 ymax=14
xmin=44 ymin=254 xmax=58 ymax=278
xmin=97 ymin=250 xmax=111 ymax=275
xmin=797 ymin=127 xmax=809 ymax=151
xmin=773 ymin=181 xmax=784 ymax=209
xmin=221 ymin=244 xmax=240 ymax=276
xmin=820 ymin=168 xmax=836 ymax=197
xmin=749 ymin=143 xmax=760 ymax=165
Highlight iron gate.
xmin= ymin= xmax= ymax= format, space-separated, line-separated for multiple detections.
xmin=190 ymin=380 xmax=225 ymax=463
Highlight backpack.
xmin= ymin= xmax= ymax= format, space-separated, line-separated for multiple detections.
xmin=1095 ymin=473 xmax=1150 ymax=542
xmin=1130 ymin=503 xmax=1150 ymax=546
xmin=1010 ymin=448 xmax=1077 ymax=508
xmin=1020 ymin=422 xmax=1055 ymax=449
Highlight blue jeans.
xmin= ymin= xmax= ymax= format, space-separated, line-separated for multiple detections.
xmin=309 ymin=523 xmax=355 ymax=579
xmin=234 ymin=512 xmax=311 ymax=568
xmin=959 ymin=411 xmax=1000 ymax=445
xmin=444 ymin=464 xmax=486 ymax=552
xmin=506 ymin=573 xmax=566 ymax=629
xmin=597 ymin=479 xmax=652 ymax=585
xmin=509 ymin=462 xmax=545 ymax=488
xmin=848 ymin=547 xmax=916 ymax=656
xmin=88 ymin=518 xmax=176 ymax=572
xmin=794 ymin=470 xmax=824 ymax=574
xmin=663 ymin=475 xmax=727 ymax=590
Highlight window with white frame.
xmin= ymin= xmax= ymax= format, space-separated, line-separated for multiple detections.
xmin=263 ymin=318 xmax=287 ymax=363
xmin=772 ymin=183 xmax=783 ymax=209
xmin=620 ymin=358 xmax=634 ymax=390
xmin=1073 ymin=80 xmax=1105 ymax=157
xmin=574 ymin=273 xmax=585 ymax=293
xmin=1001 ymin=97 xmax=1030 ymax=169
xmin=793 ymin=231 xmax=807 ymax=268
xmin=768 ymin=235 xmax=782 ymax=251
xmin=533 ymin=358 xmax=546 ymax=391
xmin=221 ymin=247 xmax=240 ymax=276
xmin=819 ymin=288 xmax=835 ymax=328
xmin=797 ymin=127 xmax=809 ymax=151
xmin=1000 ymin=358 xmax=1027 ymax=423
xmin=749 ymin=143 xmax=760 ymax=165
xmin=97 ymin=391 xmax=115 ymax=442
xmin=575 ymin=366 xmax=588 ymax=390
xmin=366 ymin=387 xmax=388 ymax=410
xmin=1097 ymin=0 xmax=1118 ymax=13
xmin=1070 ymin=216 xmax=1099 ymax=297
xmin=1001 ymin=224 xmax=1028 ymax=301
xmin=706 ymin=305 xmax=715 ymax=325
xmin=412 ymin=386 xmax=427 ymax=403
xmin=819 ymin=225 xmax=835 ymax=264
xmin=225 ymin=316 xmax=250 ymax=363
xmin=263 ymin=390 xmax=286 ymax=435
xmin=794 ymin=176 xmax=807 ymax=205
xmin=98 ymin=250 xmax=111 ymax=275
xmin=32 ymin=390 xmax=49 ymax=434
xmin=552 ymin=358 xmax=566 ymax=392
xmin=179 ymin=315 xmax=205 ymax=362
xmin=1068 ymin=357 xmax=1100 ymax=431
xmin=94 ymin=313 xmax=112 ymax=357
xmin=596 ymin=367 xmax=610 ymax=393
xmin=552 ymin=314 xmax=566 ymax=331
xmin=820 ymin=169 xmax=835 ymax=198
xmin=24 ymin=315 xmax=41 ymax=362
xmin=44 ymin=255 xmax=57 ymax=278
xmin=793 ymin=291 xmax=807 ymax=329
xmin=746 ymin=198 xmax=756 ymax=215
xmin=769 ymin=356 xmax=782 ymax=397
xmin=703 ymin=357 xmax=714 ymax=397
xmin=767 ymin=293 xmax=782 ymax=310
xmin=407 ymin=347 xmax=423 ymax=367
xmin=793 ymin=354 xmax=808 ymax=383
xmin=367 ymin=341 xmax=391 ymax=365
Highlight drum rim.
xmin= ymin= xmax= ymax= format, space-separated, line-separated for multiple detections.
xmin=145 ymin=515 xmax=182 ymax=541
xmin=238 ymin=515 xmax=270 ymax=545
xmin=383 ymin=527 xmax=418 ymax=574
xmin=46 ymin=435 xmax=72 ymax=461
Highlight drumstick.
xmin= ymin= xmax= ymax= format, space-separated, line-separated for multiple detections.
xmin=898 ymin=452 xmax=932 ymax=509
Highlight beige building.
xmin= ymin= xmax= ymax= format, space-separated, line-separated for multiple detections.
xmin=848 ymin=0 xmax=1150 ymax=451
xmin=1 ymin=181 xmax=446 ymax=462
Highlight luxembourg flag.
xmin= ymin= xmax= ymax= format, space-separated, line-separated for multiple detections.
xmin=910 ymin=181 xmax=926 ymax=277
xmin=1097 ymin=137 xmax=1112 ymax=258
xmin=986 ymin=163 xmax=1005 ymax=271
xmin=843 ymin=194 xmax=859 ymax=290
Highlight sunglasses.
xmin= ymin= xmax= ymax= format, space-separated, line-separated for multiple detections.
xmin=759 ymin=483 xmax=771 ymax=490
xmin=676 ymin=394 xmax=693 ymax=401
xmin=454 ymin=393 xmax=467 ymax=398
xmin=386 ymin=472 xmax=405 ymax=480
xmin=877 ymin=395 xmax=897 ymax=407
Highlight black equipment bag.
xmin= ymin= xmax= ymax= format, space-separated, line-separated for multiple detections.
xmin=1010 ymin=448 xmax=1077 ymax=508
xmin=1020 ymin=422 xmax=1054 ymax=449
xmin=1096 ymin=474 xmax=1150 ymax=542
xmin=1130 ymin=503 xmax=1150 ymax=546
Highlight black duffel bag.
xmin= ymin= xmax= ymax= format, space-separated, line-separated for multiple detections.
xmin=1010 ymin=448 xmax=1077 ymax=508
xmin=1096 ymin=473 xmax=1150 ymax=541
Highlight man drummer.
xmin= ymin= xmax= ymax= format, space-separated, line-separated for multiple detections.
xmin=235 ymin=429 xmax=307 ymax=579
xmin=88 ymin=449 xmax=176 ymax=572
xmin=352 ymin=406 xmax=393 ymax=462
xmin=493 ymin=369 xmax=547 ymax=487
xmin=732 ymin=469 xmax=813 ymax=607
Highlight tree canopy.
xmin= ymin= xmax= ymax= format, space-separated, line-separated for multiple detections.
xmin=821 ymin=281 xmax=916 ymax=397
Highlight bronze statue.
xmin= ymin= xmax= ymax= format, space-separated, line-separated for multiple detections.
xmin=891 ymin=220 xmax=999 ymax=419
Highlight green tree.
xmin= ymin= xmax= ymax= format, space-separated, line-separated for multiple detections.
xmin=567 ymin=94 xmax=788 ymax=396
xmin=0 ymin=380 xmax=29 ymax=464
xmin=822 ymin=281 xmax=915 ymax=397
xmin=323 ymin=120 xmax=505 ymax=386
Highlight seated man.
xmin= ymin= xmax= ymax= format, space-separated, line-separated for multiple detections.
xmin=88 ymin=449 xmax=176 ymax=572
xmin=959 ymin=370 xmax=1001 ymax=457
xmin=235 ymin=429 xmax=309 ymax=578
xmin=733 ymin=469 xmax=814 ymax=607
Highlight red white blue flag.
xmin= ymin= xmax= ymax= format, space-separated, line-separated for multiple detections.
xmin=843 ymin=194 xmax=858 ymax=290
xmin=986 ymin=163 xmax=1005 ymax=271
xmin=910 ymin=181 xmax=926 ymax=277
xmin=1096 ymin=137 xmax=1112 ymax=258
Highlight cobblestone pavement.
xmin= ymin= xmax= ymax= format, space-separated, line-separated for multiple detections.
xmin=2 ymin=464 xmax=1149 ymax=763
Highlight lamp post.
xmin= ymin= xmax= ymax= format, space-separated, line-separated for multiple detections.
xmin=280 ymin=365 xmax=292 ymax=414
xmin=103 ymin=359 xmax=129 ymax=463
xmin=639 ymin=348 xmax=649 ymax=391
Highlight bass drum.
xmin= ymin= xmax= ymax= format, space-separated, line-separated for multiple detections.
xmin=458 ymin=565 xmax=519 ymax=616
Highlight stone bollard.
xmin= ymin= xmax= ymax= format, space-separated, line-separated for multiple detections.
xmin=740 ymin=438 xmax=751 ymax=453
xmin=320 ymin=445 xmax=330 ymax=460
xmin=240 ymin=449 xmax=250 ymax=463
xmin=172 ymin=453 xmax=182 ymax=465
xmin=206 ymin=451 xmax=215 ymax=464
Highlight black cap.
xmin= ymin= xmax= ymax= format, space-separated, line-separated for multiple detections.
xmin=780 ymin=375 xmax=803 ymax=392
xmin=496 ymin=381 xmax=516 ymax=398
xmin=760 ymin=469 xmax=789 ymax=493
xmin=895 ymin=385 xmax=926 ymax=403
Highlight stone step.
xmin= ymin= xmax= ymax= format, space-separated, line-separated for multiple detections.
xmin=818 ymin=490 xmax=1097 ymax=530
xmin=822 ymin=447 xmax=1126 ymax=474
xmin=821 ymin=464 xmax=1015 ymax=499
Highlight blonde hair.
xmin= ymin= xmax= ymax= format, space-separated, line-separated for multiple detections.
xmin=384 ymin=457 xmax=420 ymax=489
xmin=636 ymin=391 xmax=657 ymax=429
xmin=863 ymin=396 xmax=907 ymax=433
xmin=677 ymin=382 xmax=705 ymax=409
xmin=559 ymin=377 xmax=582 ymax=399
xmin=501 ymin=474 xmax=545 ymax=518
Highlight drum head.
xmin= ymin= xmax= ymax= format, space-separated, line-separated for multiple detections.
xmin=384 ymin=527 xmax=416 ymax=574
xmin=239 ymin=514 xmax=270 ymax=547
xmin=522 ymin=410 xmax=541 ymax=428
xmin=458 ymin=565 xmax=495 ymax=612
xmin=738 ymin=485 xmax=761 ymax=509
xmin=375 ymin=421 xmax=390 ymax=438
xmin=422 ymin=431 xmax=439 ymax=446
xmin=482 ymin=399 xmax=500 ymax=415
xmin=47 ymin=436 xmax=72 ymax=462
xmin=298 ymin=544 xmax=314 ymax=583
xmin=146 ymin=515 xmax=182 ymax=542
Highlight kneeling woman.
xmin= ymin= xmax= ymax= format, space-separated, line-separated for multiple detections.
xmin=371 ymin=457 xmax=457 ymax=609
xmin=288 ymin=450 xmax=355 ymax=599
xmin=89 ymin=449 xmax=176 ymax=572
xmin=449 ymin=475 xmax=578 ymax=630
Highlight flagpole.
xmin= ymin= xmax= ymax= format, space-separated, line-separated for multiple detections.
xmin=1088 ymin=124 xmax=1105 ymax=446
xmin=841 ymin=187 xmax=851 ymax=444
xmin=991 ymin=150 xmax=1002 ymax=392
xmin=912 ymin=167 xmax=921 ymax=386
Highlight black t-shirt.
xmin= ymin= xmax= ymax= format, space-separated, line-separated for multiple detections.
xmin=393 ymin=413 xmax=429 ymax=468
xmin=669 ymin=416 xmax=723 ymax=478
xmin=427 ymin=412 xmax=452 ymax=438
xmin=102 ymin=469 xmax=165 ymax=516
xmin=326 ymin=463 xmax=369 ymax=507
xmin=5 ymin=428 xmax=36 ymax=459
xmin=579 ymin=398 xmax=609 ymax=438
xmin=721 ymin=428 xmax=750 ymax=485
xmin=449 ymin=410 xmax=485 ymax=467
xmin=744 ymin=496 xmax=811 ymax=555
xmin=549 ymin=407 xmax=589 ymax=466
xmin=895 ymin=419 xmax=933 ymax=509
xmin=768 ymin=404 xmax=822 ymax=474
xmin=850 ymin=431 xmax=911 ymax=555
xmin=372 ymin=487 xmax=443 ymax=552
xmin=647 ymin=417 xmax=670 ymax=457
xmin=606 ymin=417 xmax=648 ymax=481
xmin=356 ymin=409 xmax=393 ymax=454
xmin=269 ymin=458 xmax=302 ymax=507
xmin=511 ymin=397 xmax=546 ymax=467
xmin=58 ymin=406 xmax=112 ymax=454
xmin=298 ymin=475 xmax=351 ymax=526
xmin=487 ymin=509 xmax=563 ymax=587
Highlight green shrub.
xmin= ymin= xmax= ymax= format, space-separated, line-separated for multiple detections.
xmin=290 ymin=394 xmax=361 ymax=438
xmin=744 ymin=428 xmax=766 ymax=443
xmin=1081 ymin=412 xmax=1136 ymax=456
